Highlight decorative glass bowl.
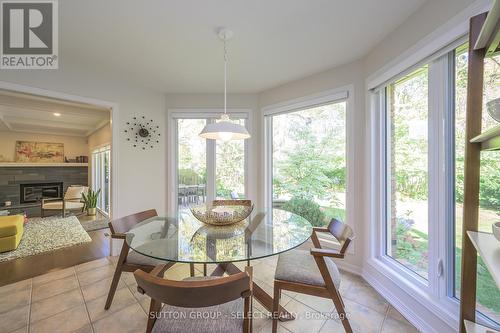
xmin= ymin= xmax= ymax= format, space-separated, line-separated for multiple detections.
xmin=487 ymin=97 xmax=500 ymax=122
xmin=190 ymin=200 xmax=254 ymax=226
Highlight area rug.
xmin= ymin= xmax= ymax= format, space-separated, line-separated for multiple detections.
xmin=0 ymin=216 xmax=92 ymax=262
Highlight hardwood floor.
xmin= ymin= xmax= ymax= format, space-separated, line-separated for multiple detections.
xmin=0 ymin=227 xmax=110 ymax=287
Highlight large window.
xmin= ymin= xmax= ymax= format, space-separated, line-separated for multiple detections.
xmin=266 ymin=100 xmax=347 ymax=228
xmin=375 ymin=42 xmax=500 ymax=328
xmin=91 ymin=145 xmax=111 ymax=215
xmin=174 ymin=114 xmax=248 ymax=212
xmin=385 ymin=66 xmax=429 ymax=279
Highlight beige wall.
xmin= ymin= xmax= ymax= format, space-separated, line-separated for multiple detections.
xmin=0 ymin=131 xmax=88 ymax=162
xmin=87 ymin=123 xmax=111 ymax=152
xmin=364 ymin=0 xmax=478 ymax=77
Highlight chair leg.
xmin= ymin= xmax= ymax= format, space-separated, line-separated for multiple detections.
xmin=146 ymin=298 xmax=161 ymax=333
xmin=105 ymin=243 xmax=129 ymax=310
xmin=104 ymin=263 xmax=122 ymax=310
xmin=272 ymin=281 xmax=281 ymax=333
xmin=329 ymin=289 xmax=353 ymax=333
xmin=203 ymin=263 xmax=207 ymax=276
xmin=190 ymin=263 xmax=195 ymax=277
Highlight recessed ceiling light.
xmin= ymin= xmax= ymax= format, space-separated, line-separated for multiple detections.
xmin=53 ymin=112 xmax=61 ymax=117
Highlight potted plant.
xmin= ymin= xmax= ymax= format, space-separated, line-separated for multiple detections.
xmin=82 ymin=188 xmax=101 ymax=216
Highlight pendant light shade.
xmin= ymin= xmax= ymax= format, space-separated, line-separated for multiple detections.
xmin=199 ymin=28 xmax=250 ymax=141
xmin=199 ymin=114 xmax=250 ymax=140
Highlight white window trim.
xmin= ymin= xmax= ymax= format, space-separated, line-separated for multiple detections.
xmin=91 ymin=145 xmax=111 ymax=216
xmin=166 ymin=109 xmax=253 ymax=214
xmin=261 ymin=85 xmax=355 ymax=253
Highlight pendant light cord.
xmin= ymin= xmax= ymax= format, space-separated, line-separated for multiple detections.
xmin=223 ymin=36 xmax=227 ymax=115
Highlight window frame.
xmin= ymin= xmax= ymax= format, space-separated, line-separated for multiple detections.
xmin=375 ymin=50 xmax=459 ymax=308
xmin=261 ymin=86 xmax=355 ymax=249
xmin=167 ymin=109 xmax=252 ymax=214
xmin=368 ymin=39 xmax=500 ymax=329
xmin=91 ymin=144 xmax=111 ymax=216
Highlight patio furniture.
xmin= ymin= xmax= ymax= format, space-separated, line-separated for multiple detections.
xmin=41 ymin=185 xmax=87 ymax=218
xmin=272 ymin=218 xmax=355 ymax=333
xmin=134 ymin=264 xmax=253 ymax=333
xmin=105 ymin=209 xmax=195 ymax=310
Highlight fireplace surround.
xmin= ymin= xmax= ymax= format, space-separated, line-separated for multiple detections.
xmin=20 ymin=182 xmax=63 ymax=204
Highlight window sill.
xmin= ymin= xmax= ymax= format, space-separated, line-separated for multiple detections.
xmin=364 ymin=257 xmax=459 ymax=333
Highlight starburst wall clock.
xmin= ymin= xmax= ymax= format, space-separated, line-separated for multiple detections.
xmin=124 ymin=116 xmax=160 ymax=150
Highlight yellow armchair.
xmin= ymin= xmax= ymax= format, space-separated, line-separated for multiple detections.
xmin=0 ymin=215 xmax=24 ymax=252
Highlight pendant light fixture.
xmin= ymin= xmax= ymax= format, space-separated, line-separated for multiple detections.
xmin=199 ymin=28 xmax=250 ymax=141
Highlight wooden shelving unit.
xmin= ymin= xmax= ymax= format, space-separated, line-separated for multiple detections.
xmin=459 ymin=1 xmax=500 ymax=332
xmin=465 ymin=320 xmax=500 ymax=333
xmin=467 ymin=232 xmax=500 ymax=289
xmin=470 ymin=124 xmax=500 ymax=151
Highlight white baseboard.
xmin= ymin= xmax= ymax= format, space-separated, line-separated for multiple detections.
xmin=362 ymin=260 xmax=458 ymax=333
xmin=336 ymin=260 xmax=363 ymax=276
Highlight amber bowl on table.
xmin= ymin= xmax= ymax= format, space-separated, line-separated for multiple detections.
xmin=190 ymin=200 xmax=254 ymax=226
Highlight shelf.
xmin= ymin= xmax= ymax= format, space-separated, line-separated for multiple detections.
xmin=467 ymin=231 xmax=500 ymax=289
xmin=464 ymin=320 xmax=500 ymax=333
xmin=470 ymin=124 xmax=500 ymax=151
xmin=0 ymin=163 xmax=88 ymax=167
xmin=474 ymin=0 xmax=500 ymax=57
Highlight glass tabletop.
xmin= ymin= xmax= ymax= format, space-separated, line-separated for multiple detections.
xmin=125 ymin=208 xmax=313 ymax=264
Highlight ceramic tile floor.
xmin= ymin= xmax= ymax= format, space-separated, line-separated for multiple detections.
xmin=0 ymin=256 xmax=420 ymax=333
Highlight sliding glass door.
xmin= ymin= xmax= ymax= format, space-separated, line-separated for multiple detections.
xmin=265 ymin=100 xmax=347 ymax=228
xmin=174 ymin=114 xmax=248 ymax=212
xmin=91 ymin=146 xmax=111 ymax=215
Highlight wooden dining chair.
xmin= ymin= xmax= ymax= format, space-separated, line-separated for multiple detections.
xmin=104 ymin=209 xmax=195 ymax=310
xmin=134 ymin=264 xmax=253 ymax=333
xmin=272 ymin=218 xmax=355 ymax=333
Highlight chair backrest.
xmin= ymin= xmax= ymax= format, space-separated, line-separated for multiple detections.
xmin=134 ymin=270 xmax=251 ymax=308
xmin=64 ymin=185 xmax=87 ymax=200
xmin=109 ymin=209 xmax=158 ymax=235
xmin=327 ymin=218 xmax=355 ymax=254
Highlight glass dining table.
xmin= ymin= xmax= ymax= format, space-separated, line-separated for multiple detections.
xmin=125 ymin=208 xmax=313 ymax=320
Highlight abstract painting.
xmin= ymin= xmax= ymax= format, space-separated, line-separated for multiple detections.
xmin=15 ymin=141 xmax=64 ymax=162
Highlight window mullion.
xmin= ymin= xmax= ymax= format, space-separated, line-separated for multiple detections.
xmin=206 ymin=118 xmax=216 ymax=202
xmin=428 ymin=53 xmax=452 ymax=297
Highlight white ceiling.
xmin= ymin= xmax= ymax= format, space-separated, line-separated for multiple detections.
xmin=0 ymin=90 xmax=110 ymax=137
xmin=60 ymin=0 xmax=427 ymax=93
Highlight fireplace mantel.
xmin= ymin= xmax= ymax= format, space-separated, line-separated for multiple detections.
xmin=0 ymin=163 xmax=88 ymax=167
